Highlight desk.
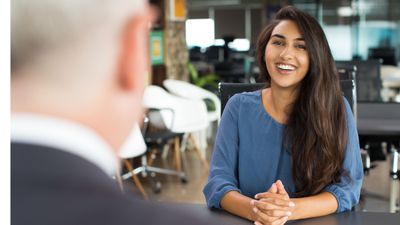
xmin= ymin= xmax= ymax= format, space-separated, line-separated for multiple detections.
xmin=358 ymin=118 xmax=400 ymax=137
xmin=176 ymin=203 xmax=400 ymax=225
xmin=357 ymin=103 xmax=400 ymax=212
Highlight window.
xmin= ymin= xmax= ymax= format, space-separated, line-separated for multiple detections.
xmin=185 ymin=19 xmax=215 ymax=48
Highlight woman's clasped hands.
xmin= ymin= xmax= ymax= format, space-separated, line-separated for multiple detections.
xmin=251 ymin=180 xmax=295 ymax=225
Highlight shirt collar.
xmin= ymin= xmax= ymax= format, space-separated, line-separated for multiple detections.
xmin=11 ymin=113 xmax=119 ymax=177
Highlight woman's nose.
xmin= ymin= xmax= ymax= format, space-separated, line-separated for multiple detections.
xmin=279 ymin=46 xmax=294 ymax=60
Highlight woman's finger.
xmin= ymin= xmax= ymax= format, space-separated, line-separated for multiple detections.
xmin=261 ymin=197 xmax=293 ymax=207
xmin=268 ymin=183 xmax=278 ymax=193
xmin=253 ymin=200 xmax=293 ymax=212
xmin=271 ymin=216 xmax=289 ymax=225
xmin=253 ymin=208 xmax=282 ymax=225
xmin=276 ymin=180 xmax=288 ymax=195
xmin=265 ymin=209 xmax=292 ymax=217
xmin=255 ymin=192 xmax=281 ymax=199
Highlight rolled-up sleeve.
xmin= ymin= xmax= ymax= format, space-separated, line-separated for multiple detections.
xmin=324 ymin=98 xmax=364 ymax=212
xmin=203 ymin=95 xmax=241 ymax=209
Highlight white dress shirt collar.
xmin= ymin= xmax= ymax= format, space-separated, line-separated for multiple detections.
xmin=11 ymin=113 xmax=119 ymax=177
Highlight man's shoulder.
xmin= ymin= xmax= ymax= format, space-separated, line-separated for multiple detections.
xmin=11 ymin=143 xmax=112 ymax=180
xmin=11 ymin=142 xmax=139 ymax=225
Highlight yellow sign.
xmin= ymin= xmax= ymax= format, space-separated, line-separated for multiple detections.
xmin=170 ymin=0 xmax=186 ymax=21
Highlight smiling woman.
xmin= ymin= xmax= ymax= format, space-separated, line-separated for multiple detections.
xmin=203 ymin=5 xmax=363 ymax=225
xmin=264 ymin=20 xmax=309 ymax=91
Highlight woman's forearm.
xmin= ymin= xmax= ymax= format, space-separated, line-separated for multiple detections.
xmin=290 ymin=192 xmax=338 ymax=220
xmin=220 ymin=190 xmax=256 ymax=221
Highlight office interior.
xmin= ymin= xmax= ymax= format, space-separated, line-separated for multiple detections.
xmin=121 ymin=0 xmax=400 ymax=215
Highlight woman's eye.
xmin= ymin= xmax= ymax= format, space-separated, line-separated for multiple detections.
xmin=272 ymin=40 xmax=284 ymax=46
xmin=296 ymin=44 xmax=306 ymax=50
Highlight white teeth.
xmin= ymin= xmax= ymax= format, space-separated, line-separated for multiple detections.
xmin=277 ymin=64 xmax=295 ymax=70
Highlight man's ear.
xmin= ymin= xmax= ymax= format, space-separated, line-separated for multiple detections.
xmin=117 ymin=7 xmax=154 ymax=93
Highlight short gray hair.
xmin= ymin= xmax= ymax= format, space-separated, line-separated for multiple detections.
xmin=11 ymin=0 xmax=145 ymax=70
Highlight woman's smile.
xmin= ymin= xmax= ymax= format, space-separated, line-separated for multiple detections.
xmin=276 ymin=63 xmax=297 ymax=75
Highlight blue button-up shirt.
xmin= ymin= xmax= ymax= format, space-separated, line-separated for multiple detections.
xmin=203 ymin=90 xmax=363 ymax=212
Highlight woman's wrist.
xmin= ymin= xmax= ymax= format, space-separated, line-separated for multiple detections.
xmin=287 ymin=198 xmax=301 ymax=220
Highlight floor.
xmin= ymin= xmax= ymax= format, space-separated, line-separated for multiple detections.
xmin=122 ymin=137 xmax=400 ymax=213
xmin=358 ymin=154 xmax=399 ymax=212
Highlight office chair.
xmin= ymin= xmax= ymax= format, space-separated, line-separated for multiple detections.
xmin=139 ymin=85 xmax=209 ymax=190
xmin=119 ymin=123 xmax=149 ymax=198
xmin=163 ymin=79 xmax=221 ymax=158
xmin=336 ymin=60 xmax=387 ymax=162
xmin=164 ymin=79 xmax=221 ymax=125
xmin=337 ymin=65 xmax=357 ymax=118
xmin=336 ymin=59 xmax=382 ymax=102
xmin=120 ymin=115 xmax=185 ymax=194
xmin=144 ymin=85 xmax=210 ymax=170
xmin=219 ymin=82 xmax=266 ymax=116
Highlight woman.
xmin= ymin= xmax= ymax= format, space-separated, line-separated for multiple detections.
xmin=203 ymin=6 xmax=363 ymax=225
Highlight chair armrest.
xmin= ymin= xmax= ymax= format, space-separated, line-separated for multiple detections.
xmin=146 ymin=107 xmax=177 ymax=131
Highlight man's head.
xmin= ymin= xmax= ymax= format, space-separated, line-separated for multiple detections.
xmin=11 ymin=0 xmax=154 ymax=152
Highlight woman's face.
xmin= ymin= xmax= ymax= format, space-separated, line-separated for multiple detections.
xmin=265 ymin=20 xmax=309 ymax=90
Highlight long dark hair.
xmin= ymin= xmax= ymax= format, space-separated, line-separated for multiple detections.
xmin=256 ymin=6 xmax=348 ymax=197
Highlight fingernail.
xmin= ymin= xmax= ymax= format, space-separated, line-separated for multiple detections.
xmin=286 ymin=211 xmax=292 ymax=216
xmin=254 ymin=194 xmax=258 ymax=199
xmin=250 ymin=200 xmax=255 ymax=205
xmin=252 ymin=207 xmax=258 ymax=213
xmin=289 ymin=201 xmax=295 ymax=207
xmin=284 ymin=216 xmax=288 ymax=220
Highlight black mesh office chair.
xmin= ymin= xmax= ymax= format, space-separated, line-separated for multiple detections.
xmin=336 ymin=60 xmax=387 ymax=162
xmin=336 ymin=59 xmax=382 ymax=102
xmin=121 ymin=109 xmax=187 ymax=194
xmin=337 ymin=64 xmax=357 ymax=117
xmin=219 ymin=82 xmax=266 ymax=116
xmin=143 ymin=108 xmax=188 ymax=181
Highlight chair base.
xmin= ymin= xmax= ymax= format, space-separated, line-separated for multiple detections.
xmin=121 ymin=154 xmax=188 ymax=194
xmin=121 ymin=165 xmax=187 ymax=181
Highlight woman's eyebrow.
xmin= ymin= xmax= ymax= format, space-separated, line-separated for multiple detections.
xmin=271 ymin=33 xmax=305 ymax=41
xmin=271 ymin=34 xmax=285 ymax=39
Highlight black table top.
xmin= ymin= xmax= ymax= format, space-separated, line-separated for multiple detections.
xmin=357 ymin=103 xmax=400 ymax=139
xmin=179 ymin=204 xmax=400 ymax=225
xmin=358 ymin=118 xmax=400 ymax=137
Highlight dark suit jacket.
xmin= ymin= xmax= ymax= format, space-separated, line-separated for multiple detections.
xmin=11 ymin=143 xmax=214 ymax=225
